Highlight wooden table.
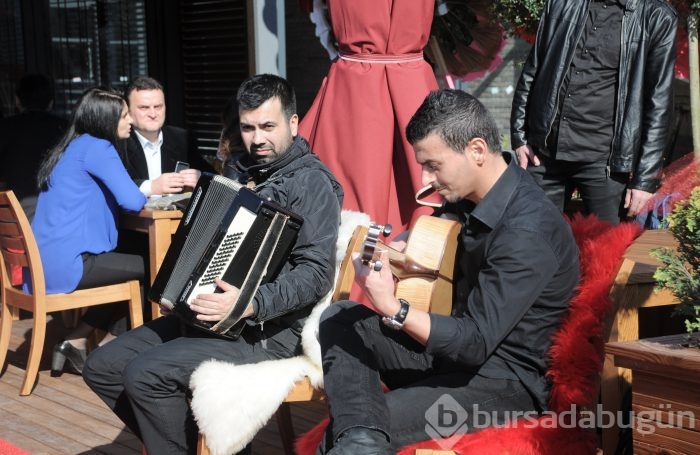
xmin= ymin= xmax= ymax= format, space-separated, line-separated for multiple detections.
xmin=120 ymin=208 xmax=182 ymax=318
xmin=601 ymin=229 xmax=679 ymax=454
xmin=606 ymin=334 xmax=700 ymax=454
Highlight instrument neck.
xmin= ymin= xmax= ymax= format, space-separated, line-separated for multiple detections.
xmin=379 ymin=244 xmax=438 ymax=280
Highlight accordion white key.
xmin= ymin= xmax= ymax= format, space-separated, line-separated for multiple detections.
xmin=148 ymin=173 xmax=303 ymax=339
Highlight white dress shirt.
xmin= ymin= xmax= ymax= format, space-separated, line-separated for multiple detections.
xmin=134 ymin=129 xmax=164 ymax=196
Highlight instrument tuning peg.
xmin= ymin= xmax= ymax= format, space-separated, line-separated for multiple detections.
xmin=362 ymin=222 xmax=392 ymax=267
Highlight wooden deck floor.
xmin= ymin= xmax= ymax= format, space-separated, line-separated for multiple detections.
xmin=0 ymin=313 xmax=327 ymax=455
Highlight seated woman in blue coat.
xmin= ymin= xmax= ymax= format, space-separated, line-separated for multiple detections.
xmin=27 ymin=87 xmax=147 ymax=376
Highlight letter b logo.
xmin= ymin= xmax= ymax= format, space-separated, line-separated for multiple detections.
xmin=425 ymin=394 xmax=469 ymax=450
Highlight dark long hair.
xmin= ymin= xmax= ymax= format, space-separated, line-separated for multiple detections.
xmin=37 ymin=88 xmax=126 ymax=191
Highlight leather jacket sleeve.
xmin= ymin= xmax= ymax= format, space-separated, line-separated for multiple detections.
xmin=628 ymin=10 xmax=677 ymax=192
xmin=511 ymin=51 xmax=536 ymax=150
xmin=510 ymin=8 xmax=548 ymax=150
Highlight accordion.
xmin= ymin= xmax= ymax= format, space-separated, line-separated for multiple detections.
xmin=148 ymin=173 xmax=303 ymax=339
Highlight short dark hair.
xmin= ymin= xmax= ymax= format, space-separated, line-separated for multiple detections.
xmin=37 ymin=88 xmax=126 ymax=190
xmin=124 ymin=76 xmax=164 ymax=104
xmin=16 ymin=73 xmax=54 ymax=110
xmin=406 ymin=89 xmax=502 ymax=154
xmin=236 ymin=74 xmax=296 ymax=120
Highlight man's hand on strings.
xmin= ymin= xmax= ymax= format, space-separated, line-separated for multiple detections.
xmin=352 ymin=250 xmax=399 ymax=317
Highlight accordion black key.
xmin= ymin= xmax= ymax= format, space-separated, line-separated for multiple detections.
xmin=148 ymin=173 xmax=303 ymax=339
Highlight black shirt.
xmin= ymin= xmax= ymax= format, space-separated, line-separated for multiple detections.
xmin=550 ymin=0 xmax=624 ymax=161
xmin=427 ymin=153 xmax=580 ymax=410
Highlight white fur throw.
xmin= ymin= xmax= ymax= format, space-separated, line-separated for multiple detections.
xmin=190 ymin=210 xmax=370 ymax=455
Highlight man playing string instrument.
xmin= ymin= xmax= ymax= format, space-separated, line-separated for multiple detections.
xmin=316 ymin=89 xmax=580 ymax=454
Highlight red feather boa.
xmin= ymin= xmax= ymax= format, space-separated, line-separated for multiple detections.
xmin=294 ymin=214 xmax=641 ymax=455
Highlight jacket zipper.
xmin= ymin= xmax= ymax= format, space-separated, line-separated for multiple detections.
xmin=260 ymin=320 xmax=267 ymax=349
xmin=609 ymin=8 xmax=630 ymax=178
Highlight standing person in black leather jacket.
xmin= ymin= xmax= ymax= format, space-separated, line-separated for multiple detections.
xmin=511 ymin=0 xmax=677 ymax=224
xmin=83 ymin=74 xmax=343 ymax=455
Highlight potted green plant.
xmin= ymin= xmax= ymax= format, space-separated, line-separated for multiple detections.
xmin=652 ymin=186 xmax=700 ymax=338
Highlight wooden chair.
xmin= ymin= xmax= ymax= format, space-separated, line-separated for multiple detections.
xmin=0 ymin=190 xmax=144 ymax=396
xmin=195 ymin=223 xmax=369 ymax=455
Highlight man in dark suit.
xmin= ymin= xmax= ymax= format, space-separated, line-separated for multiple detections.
xmin=0 ymin=73 xmax=67 ymax=220
xmin=122 ymin=76 xmax=202 ymax=196
xmin=119 ymin=76 xmax=206 ymax=294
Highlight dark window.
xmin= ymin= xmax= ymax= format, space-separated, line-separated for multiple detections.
xmin=49 ymin=0 xmax=147 ymax=117
xmin=0 ymin=0 xmax=25 ymax=116
xmin=180 ymin=0 xmax=249 ymax=158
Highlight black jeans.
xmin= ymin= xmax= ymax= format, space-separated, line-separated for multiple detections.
xmin=318 ymin=302 xmax=537 ymax=453
xmin=527 ymin=156 xmax=628 ymax=225
xmin=77 ymin=251 xmax=145 ymax=335
xmin=83 ymin=315 xmax=300 ymax=455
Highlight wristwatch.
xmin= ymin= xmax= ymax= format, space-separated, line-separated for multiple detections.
xmin=382 ymin=298 xmax=410 ymax=330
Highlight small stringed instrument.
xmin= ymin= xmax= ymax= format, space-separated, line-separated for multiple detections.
xmin=361 ymin=215 xmax=461 ymax=315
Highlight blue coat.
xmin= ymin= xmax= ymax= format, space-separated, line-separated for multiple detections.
xmin=28 ymin=134 xmax=146 ymax=294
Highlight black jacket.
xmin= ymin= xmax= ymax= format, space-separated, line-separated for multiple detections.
xmin=228 ymin=136 xmax=344 ymax=332
xmin=511 ymin=0 xmax=677 ymax=192
xmin=121 ymin=125 xmax=197 ymax=186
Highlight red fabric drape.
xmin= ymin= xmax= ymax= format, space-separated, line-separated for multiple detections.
xmin=299 ymin=0 xmax=440 ymax=234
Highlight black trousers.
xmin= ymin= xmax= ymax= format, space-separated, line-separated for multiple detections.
xmin=527 ymin=156 xmax=628 ymax=225
xmin=83 ymin=315 xmax=300 ymax=454
xmin=318 ymin=302 xmax=537 ymax=453
xmin=77 ymin=251 xmax=145 ymax=335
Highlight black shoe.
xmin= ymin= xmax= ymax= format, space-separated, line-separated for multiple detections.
xmin=327 ymin=427 xmax=392 ymax=455
xmin=51 ymin=340 xmax=87 ymax=376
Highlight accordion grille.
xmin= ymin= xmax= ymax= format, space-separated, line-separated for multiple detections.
xmin=159 ymin=176 xmax=241 ymax=305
